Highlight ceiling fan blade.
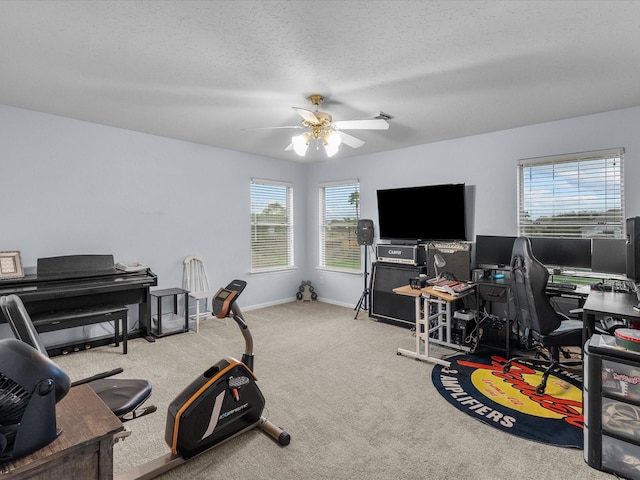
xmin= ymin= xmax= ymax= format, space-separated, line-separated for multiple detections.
xmin=243 ymin=125 xmax=303 ymax=131
xmin=338 ymin=131 xmax=365 ymax=149
xmin=292 ymin=107 xmax=320 ymax=124
xmin=334 ymin=118 xmax=389 ymax=130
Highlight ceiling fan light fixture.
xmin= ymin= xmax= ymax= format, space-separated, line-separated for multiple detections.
xmin=258 ymin=94 xmax=386 ymax=159
xmin=291 ymin=134 xmax=309 ymax=156
xmin=324 ymin=131 xmax=342 ymax=157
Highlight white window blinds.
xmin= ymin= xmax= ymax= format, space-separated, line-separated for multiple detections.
xmin=518 ymin=148 xmax=624 ymax=238
xmin=250 ymin=179 xmax=294 ymax=272
xmin=319 ymin=181 xmax=361 ymax=271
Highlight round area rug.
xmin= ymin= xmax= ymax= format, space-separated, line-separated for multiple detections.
xmin=431 ymin=352 xmax=583 ymax=448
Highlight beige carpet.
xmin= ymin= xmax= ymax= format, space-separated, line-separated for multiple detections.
xmin=54 ymin=301 xmax=612 ymax=480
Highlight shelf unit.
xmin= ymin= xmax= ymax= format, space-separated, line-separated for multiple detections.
xmin=150 ymin=287 xmax=189 ymax=338
xmin=423 ymin=286 xmax=473 ymax=352
xmin=584 ymin=334 xmax=640 ymax=479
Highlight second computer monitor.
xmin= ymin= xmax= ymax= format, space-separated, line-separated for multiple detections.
xmin=591 ymin=238 xmax=627 ymax=275
xmin=529 ymin=237 xmax=592 ymax=269
xmin=475 ymin=235 xmax=517 ymax=268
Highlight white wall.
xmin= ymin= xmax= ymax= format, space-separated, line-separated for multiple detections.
xmin=307 ymin=107 xmax=640 ymax=307
xmin=2 ymin=104 xmax=640 ymax=314
xmin=0 ymin=106 xmax=308 ymax=310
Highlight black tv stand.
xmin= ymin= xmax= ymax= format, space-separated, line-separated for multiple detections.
xmin=387 ymin=240 xmax=422 ymax=246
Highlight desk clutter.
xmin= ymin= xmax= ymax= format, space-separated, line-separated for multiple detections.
xmin=429 ymin=277 xmax=474 ymax=295
xmin=408 ymin=274 xmax=474 ymax=296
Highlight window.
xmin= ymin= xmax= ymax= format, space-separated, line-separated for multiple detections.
xmin=319 ymin=180 xmax=361 ymax=272
xmin=250 ymin=179 xmax=293 ymax=272
xmin=518 ymin=148 xmax=624 ymax=239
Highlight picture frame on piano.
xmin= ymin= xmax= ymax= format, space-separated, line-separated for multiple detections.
xmin=0 ymin=251 xmax=24 ymax=279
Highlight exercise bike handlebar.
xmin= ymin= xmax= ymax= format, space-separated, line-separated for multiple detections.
xmin=230 ymin=303 xmax=255 ymax=371
xmin=211 ymin=281 xmax=255 ymax=370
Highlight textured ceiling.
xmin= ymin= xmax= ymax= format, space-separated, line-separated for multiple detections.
xmin=2 ymin=0 xmax=640 ymax=162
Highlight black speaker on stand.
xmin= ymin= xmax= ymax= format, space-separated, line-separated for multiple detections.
xmin=354 ymin=219 xmax=374 ymax=319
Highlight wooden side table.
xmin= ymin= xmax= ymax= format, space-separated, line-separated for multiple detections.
xmin=393 ymin=285 xmax=451 ymax=367
xmin=393 ymin=284 xmax=475 ymax=366
xmin=422 ymin=285 xmax=474 ymax=352
xmin=0 ymin=384 xmax=124 ymax=479
xmin=150 ymin=288 xmax=189 ymax=338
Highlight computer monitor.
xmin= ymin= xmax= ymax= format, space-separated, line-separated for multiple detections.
xmin=529 ymin=237 xmax=592 ymax=269
xmin=591 ymin=238 xmax=627 ymax=275
xmin=475 ymin=235 xmax=517 ymax=268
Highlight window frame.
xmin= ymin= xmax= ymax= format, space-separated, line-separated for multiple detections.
xmin=318 ymin=180 xmax=361 ymax=273
xmin=250 ymin=178 xmax=294 ymax=273
xmin=517 ymin=147 xmax=624 ymax=239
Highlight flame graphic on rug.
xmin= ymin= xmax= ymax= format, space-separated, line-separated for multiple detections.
xmin=431 ymin=353 xmax=584 ymax=448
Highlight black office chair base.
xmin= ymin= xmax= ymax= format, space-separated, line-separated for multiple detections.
xmin=503 ymin=351 xmax=582 ymax=394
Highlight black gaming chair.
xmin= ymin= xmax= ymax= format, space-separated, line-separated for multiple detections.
xmin=501 ymin=237 xmax=583 ymax=394
xmin=0 ymin=294 xmax=156 ymax=422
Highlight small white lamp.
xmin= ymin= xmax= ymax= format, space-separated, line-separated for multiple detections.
xmin=434 ymin=253 xmax=446 ymax=279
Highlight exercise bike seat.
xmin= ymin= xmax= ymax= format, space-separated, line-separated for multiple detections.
xmin=87 ymin=378 xmax=153 ymax=419
xmin=0 ymin=294 xmax=156 ymax=422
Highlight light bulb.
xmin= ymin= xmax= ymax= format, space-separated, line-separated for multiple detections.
xmin=324 ymin=131 xmax=342 ymax=157
xmin=291 ymin=134 xmax=309 ymax=156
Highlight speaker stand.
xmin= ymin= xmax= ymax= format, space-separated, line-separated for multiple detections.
xmin=354 ymin=245 xmax=371 ymax=319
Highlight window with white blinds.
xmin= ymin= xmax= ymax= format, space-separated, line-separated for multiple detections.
xmin=518 ymin=148 xmax=624 ymax=239
xmin=250 ymin=179 xmax=294 ymax=272
xmin=319 ymin=181 xmax=360 ymax=272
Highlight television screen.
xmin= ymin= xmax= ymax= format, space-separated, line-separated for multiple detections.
xmin=529 ymin=237 xmax=592 ymax=269
xmin=376 ymin=183 xmax=466 ymax=243
xmin=475 ymin=235 xmax=517 ymax=268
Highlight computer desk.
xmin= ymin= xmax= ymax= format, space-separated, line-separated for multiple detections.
xmin=476 ymin=277 xmax=591 ymax=356
xmin=475 ymin=277 xmax=512 ymax=356
xmin=582 ymin=289 xmax=640 ymax=345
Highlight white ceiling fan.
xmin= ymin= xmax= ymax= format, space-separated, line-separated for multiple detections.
xmin=252 ymin=94 xmax=390 ymax=158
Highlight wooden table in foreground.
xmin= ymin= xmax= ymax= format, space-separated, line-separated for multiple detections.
xmin=0 ymin=384 xmax=124 ymax=480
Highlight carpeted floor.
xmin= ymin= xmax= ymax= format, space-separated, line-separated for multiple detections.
xmin=54 ymin=301 xmax=613 ymax=480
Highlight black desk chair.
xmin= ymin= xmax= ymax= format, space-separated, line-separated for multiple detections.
xmin=0 ymin=294 xmax=155 ymax=422
xmin=502 ymin=237 xmax=583 ymax=394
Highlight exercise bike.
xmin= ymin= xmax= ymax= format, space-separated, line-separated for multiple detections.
xmin=118 ymin=279 xmax=290 ymax=480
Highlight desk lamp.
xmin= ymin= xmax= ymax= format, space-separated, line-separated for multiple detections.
xmin=434 ymin=254 xmax=446 ymax=279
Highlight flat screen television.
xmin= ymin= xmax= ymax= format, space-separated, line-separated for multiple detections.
xmin=376 ymin=183 xmax=466 ymax=243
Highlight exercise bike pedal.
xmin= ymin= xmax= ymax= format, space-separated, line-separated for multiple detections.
xmin=121 ymin=404 xmax=158 ymax=422
xmin=258 ymin=416 xmax=291 ymax=446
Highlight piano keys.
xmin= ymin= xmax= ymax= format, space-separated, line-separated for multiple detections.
xmin=0 ymin=254 xmax=158 ymax=352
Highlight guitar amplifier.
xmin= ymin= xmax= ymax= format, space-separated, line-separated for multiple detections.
xmin=376 ymin=244 xmax=426 ymax=266
xmin=427 ymin=242 xmax=472 ymax=281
